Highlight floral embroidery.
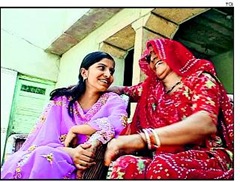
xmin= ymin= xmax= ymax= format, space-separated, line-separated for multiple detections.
xmin=205 ymin=97 xmax=215 ymax=106
xmin=28 ymin=145 xmax=37 ymax=152
xmin=116 ymin=167 xmax=125 ymax=179
xmin=16 ymin=167 xmax=21 ymax=172
xmin=14 ymin=153 xmax=31 ymax=179
xmin=152 ymin=103 xmax=156 ymax=111
xmin=87 ymin=118 xmax=115 ymax=144
xmin=74 ymin=93 xmax=109 ymax=121
xmin=137 ymin=159 xmax=145 ymax=174
xmin=205 ymin=79 xmax=215 ymax=89
xmin=192 ymin=94 xmax=200 ymax=101
xmin=15 ymin=167 xmax=22 ymax=179
xmin=121 ymin=115 xmax=128 ymax=127
xmin=182 ymin=88 xmax=190 ymax=99
xmin=59 ymin=134 xmax=67 ymax=143
xmin=41 ymin=153 xmax=54 ymax=164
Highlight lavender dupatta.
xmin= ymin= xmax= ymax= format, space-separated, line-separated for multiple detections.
xmin=1 ymin=92 xmax=128 ymax=179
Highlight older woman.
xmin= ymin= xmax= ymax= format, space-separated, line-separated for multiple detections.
xmin=104 ymin=38 xmax=233 ymax=179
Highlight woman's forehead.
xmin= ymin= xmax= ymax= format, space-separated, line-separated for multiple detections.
xmin=148 ymin=46 xmax=156 ymax=56
xmin=95 ymin=58 xmax=115 ymax=67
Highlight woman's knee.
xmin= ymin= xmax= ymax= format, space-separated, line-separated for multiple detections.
xmin=146 ymin=156 xmax=177 ymax=179
xmin=109 ymin=155 xmax=150 ymax=179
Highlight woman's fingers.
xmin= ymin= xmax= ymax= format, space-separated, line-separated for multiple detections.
xmin=64 ymin=138 xmax=71 ymax=147
xmin=77 ymin=153 xmax=95 ymax=163
xmin=81 ymin=142 xmax=92 ymax=149
xmin=79 ymin=145 xmax=95 ymax=160
xmin=104 ymin=139 xmax=119 ymax=166
xmin=73 ymin=143 xmax=97 ymax=169
xmin=75 ymin=163 xmax=87 ymax=170
xmin=104 ymin=150 xmax=116 ymax=166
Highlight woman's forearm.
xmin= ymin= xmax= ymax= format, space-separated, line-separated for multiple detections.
xmin=58 ymin=146 xmax=75 ymax=158
xmin=155 ymin=111 xmax=217 ymax=146
xmin=71 ymin=124 xmax=96 ymax=135
xmin=117 ymin=134 xmax=146 ymax=151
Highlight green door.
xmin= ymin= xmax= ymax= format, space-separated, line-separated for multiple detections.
xmin=9 ymin=75 xmax=55 ymax=135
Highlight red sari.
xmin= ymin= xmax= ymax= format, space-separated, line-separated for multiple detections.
xmin=107 ymin=38 xmax=233 ymax=179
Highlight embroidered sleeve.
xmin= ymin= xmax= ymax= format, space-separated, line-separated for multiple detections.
xmin=191 ymin=73 xmax=221 ymax=124
xmin=86 ymin=118 xmax=114 ymax=144
xmin=123 ymin=82 xmax=143 ymax=102
xmin=87 ymin=93 xmax=128 ymax=144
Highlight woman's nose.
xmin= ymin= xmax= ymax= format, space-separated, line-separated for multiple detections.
xmin=104 ymin=70 xmax=111 ymax=77
xmin=150 ymin=56 xmax=157 ymax=64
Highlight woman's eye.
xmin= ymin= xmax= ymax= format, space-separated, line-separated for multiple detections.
xmin=110 ymin=69 xmax=115 ymax=75
xmin=99 ymin=66 xmax=105 ymax=71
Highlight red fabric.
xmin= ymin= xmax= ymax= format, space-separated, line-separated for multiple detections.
xmin=114 ymin=38 xmax=234 ymax=179
xmin=122 ymin=38 xmax=233 ymax=152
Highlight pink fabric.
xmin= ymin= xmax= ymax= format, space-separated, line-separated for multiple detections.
xmin=1 ymin=92 xmax=128 ymax=179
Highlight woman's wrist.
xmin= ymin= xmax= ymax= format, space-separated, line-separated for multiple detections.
xmin=70 ymin=126 xmax=79 ymax=133
xmin=138 ymin=128 xmax=161 ymax=150
xmin=58 ymin=146 xmax=75 ymax=158
xmin=119 ymin=134 xmax=146 ymax=150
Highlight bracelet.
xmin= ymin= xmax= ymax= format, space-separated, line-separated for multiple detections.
xmin=142 ymin=129 xmax=151 ymax=150
xmin=140 ymin=128 xmax=161 ymax=150
xmin=149 ymin=128 xmax=161 ymax=149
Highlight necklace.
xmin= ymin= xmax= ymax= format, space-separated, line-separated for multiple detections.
xmin=166 ymin=81 xmax=181 ymax=94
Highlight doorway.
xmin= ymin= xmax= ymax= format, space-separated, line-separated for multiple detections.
xmin=123 ymin=49 xmax=134 ymax=117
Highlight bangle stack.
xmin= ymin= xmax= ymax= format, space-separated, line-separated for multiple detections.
xmin=139 ymin=128 xmax=161 ymax=150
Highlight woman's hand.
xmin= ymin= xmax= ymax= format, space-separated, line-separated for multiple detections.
xmin=64 ymin=129 xmax=77 ymax=147
xmin=71 ymin=143 xmax=96 ymax=170
xmin=60 ymin=143 xmax=96 ymax=171
xmin=107 ymin=86 xmax=125 ymax=95
xmin=104 ymin=134 xmax=145 ymax=166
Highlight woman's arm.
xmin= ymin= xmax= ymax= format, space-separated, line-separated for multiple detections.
xmin=70 ymin=124 xmax=97 ymax=135
xmin=154 ymin=110 xmax=216 ymax=145
xmin=105 ymin=73 xmax=221 ymax=165
xmin=86 ymin=93 xmax=128 ymax=145
xmin=64 ymin=124 xmax=97 ymax=147
xmin=59 ymin=143 xmax=96 ymax=170
xmin=108 ymin=82 xmax=144 ymax=102
xmin=104 ymin=111 xmax=216 ymax=166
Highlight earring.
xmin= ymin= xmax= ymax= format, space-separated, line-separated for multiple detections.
xmin=83 ymin=77 xmax=87 ymax=81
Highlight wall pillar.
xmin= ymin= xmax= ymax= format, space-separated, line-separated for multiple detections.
xmin=129 ymin=16 xmax=162 ymax=119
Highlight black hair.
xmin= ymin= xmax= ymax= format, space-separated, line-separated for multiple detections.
xmin=50 ymin=51 xmax=115 ymax=118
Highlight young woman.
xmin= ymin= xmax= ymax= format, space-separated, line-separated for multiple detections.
xmin=1 ymin=51 xmax=128 ymax=179
xmin=104 ymin=38 xmax=233 ymax=179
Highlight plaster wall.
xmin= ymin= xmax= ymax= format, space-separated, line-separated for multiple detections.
xmin=56 ymin=36 xmax=124 ymax=88
xmin=1 ymin=30 xmax=59 ymax=82
xmin=1 ymin=68 xmax=17 ymax=164
xmin=56 ymin=9 xmax=153 ymax=88
xmin=1 ymin=8 xmax=90 ymax=82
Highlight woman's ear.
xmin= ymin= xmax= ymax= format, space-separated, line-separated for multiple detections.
xmin=80 ymin=68 xmax=88 ymax=80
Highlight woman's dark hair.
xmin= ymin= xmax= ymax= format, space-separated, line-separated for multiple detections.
xmin=50 ymin=51 xmax=114 ymax=118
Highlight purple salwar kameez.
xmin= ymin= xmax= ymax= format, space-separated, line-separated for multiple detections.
xmin=1 ymin=92 xmax=128 ymax=179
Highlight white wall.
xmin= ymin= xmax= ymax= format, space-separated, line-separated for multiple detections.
xmin=56 ymin=8 xmax=153 ymax=88
xmin=1 ymin=8 xmax=90 ymax=82
xmin=1 ymin=30 xmax=60 ymax=82
xmin=56 ymin=36 xmax=125 ymax=88
xmin=1 ymin=68 xmax=17 ymax=164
